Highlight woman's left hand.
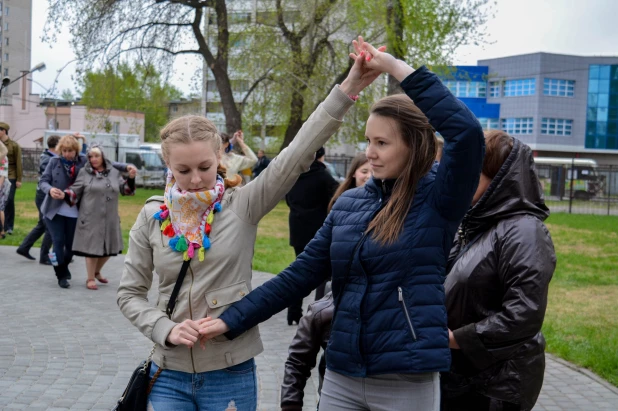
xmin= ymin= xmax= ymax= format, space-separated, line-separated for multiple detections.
xmin=197 ymin=317 xmax=230 ymax=349
xmin=448 ymin=329 xmax=460 ymax=349
xmin=50 ymin=187 xmax=65 ymax=200
xmin=339 ymin=36 xmax=387 ymax=96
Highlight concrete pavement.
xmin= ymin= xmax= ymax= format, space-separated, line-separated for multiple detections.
xmin=0 ymin=246 xmax=616 ymax=410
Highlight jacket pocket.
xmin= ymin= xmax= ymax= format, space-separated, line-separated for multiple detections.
xmin=398 ymin=287 xmax=418 ymax=341
xmin=157 ymin=293 xmax=171 ymax=310
xmin=205 ymin=281 xmax=250 ymax=342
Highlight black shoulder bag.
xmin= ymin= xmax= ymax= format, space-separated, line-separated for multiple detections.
xmin=113 ymin=260 xmax=191 ymax=411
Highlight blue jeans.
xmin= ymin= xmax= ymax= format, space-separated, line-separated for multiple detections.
xmin=148 ymin=359 xmax=258 ymax=411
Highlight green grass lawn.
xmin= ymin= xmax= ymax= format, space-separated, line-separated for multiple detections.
xmin=5 ymin=182 xmax=618 ymax=386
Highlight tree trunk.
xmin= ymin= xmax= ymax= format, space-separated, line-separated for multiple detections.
xmin=279 ymin=89 xmax=305 ymax=151
xmin=211 ymin=65 xmax=242 ymax=133
xmin=387 ymin=0 xmax=405 ymax=95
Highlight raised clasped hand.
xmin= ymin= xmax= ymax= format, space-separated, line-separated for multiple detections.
xmin=339 ymin=36 xmax=388 ymax=96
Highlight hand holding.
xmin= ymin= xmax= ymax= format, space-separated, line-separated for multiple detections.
xmin=448 ymin=329 xmax=460 ymax=349
xmin=50 ymin=187 xmax=65 ymax=200
xmin=361 ymin=40 xmax=415 ymax=83
xmin=339 ymin=36 xmax=386 ymax=96
xmin=126 ymin=165 xmax=137 ymax=178
xmin=167 ymin=319 xmax=202 ymax=348
xmin=197 ymin=317 xmax=230 ymax=349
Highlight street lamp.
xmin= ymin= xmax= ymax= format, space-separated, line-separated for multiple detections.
xmin=0 ymin=62 xmax=47 ymax=97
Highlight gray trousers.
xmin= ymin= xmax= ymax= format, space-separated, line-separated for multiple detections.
xmin=319 ymin=369 xmax=440 ymax=411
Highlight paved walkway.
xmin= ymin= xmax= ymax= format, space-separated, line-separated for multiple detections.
xmin=0 ymin=246 xmax=617 ymax=410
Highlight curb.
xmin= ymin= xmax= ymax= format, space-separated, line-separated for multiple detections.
xmin=546 ymin=353 xmax=618 ymax=395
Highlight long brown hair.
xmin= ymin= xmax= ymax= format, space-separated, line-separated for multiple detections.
xmin=366 ymin=94 xmax=437 ymax=245
xmin=160 ymin=115 xmax=241 ymax=189
xmin=328 ymin=153 xmax=368 ymax=212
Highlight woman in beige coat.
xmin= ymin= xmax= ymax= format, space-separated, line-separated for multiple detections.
xmin=117 ymin=50 xmax=381 ymax=410
xmin=70 ymin=145 xmax=136 ymax=290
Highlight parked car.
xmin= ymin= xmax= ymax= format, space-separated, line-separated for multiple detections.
xmin=324 ymin=161 xmax=344 ymax=183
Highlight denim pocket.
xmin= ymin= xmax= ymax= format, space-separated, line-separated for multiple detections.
xmin=224 ymin=358 xmax=255 ymax=375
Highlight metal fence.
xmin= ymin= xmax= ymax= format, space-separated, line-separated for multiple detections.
xmin=535 ymin=163 xmax=618 ymax=216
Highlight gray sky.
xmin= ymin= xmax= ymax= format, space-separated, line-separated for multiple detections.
xmin=30 ymin=0 xmax=618 ymax=97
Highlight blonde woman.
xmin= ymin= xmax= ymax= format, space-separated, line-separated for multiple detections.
xmin=117 ymin=50 xmax=382 ymax=410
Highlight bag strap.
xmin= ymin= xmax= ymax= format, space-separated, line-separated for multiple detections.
xmin=166 ymin=260 xmax=191 ymax=319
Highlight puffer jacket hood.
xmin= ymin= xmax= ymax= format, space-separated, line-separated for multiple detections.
xmin=460 ymin=138 xmax=549 ymax=243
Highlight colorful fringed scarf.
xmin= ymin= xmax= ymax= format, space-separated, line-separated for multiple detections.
xmin=153 ymin=171 xmax=225 ymax=261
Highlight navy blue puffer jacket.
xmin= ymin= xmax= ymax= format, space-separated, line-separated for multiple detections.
xmin=220 ymin=66 xmax=485 ymax=377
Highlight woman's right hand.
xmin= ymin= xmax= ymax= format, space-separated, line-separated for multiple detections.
xmin=167 ymin=319 xmax=202 ymax=348
xmin=49 ymin=187 xmax=65 ymax=200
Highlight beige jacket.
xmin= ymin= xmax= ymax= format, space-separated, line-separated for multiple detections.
xmin=117 ymin=86 xmax=354 ymax=373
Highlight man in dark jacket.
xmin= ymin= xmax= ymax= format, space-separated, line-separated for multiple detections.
xmin=16 ymin=135 xmax=60 ymax=264
xmin=285 ymin=147 xmax=339 ymax=325
xmin=443 ymin=131 xmax=556 ymax=411
xmin=0 ymin=122 xmax=22 ymax=235
xmin=252 ymin=149 xmax=270 ymax=177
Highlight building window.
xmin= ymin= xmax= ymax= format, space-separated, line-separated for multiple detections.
xmin=3 ymin=53 xmax=7 ymax=62
xmin=4 ymin=37 xmax=8 ymax=46
xmin=206 ymin=79 xmax=218 ymax=92
xmin=112 ymin=122 xmax=120 ymax=134
xmin=5 ymin=7 xmax=8 ymax=16
xmin=502 ymin=117 xmax=534 ymax=134
xmin=543 ymin=78 xmax=575 ymax=97
xmin=171 ymin=104 xmax=178 ymax=113
xmin=541 ymin=118 xmax=573 ymax=136
xmin=478 ymin=118 xmax=499 ymax=130
xmin=3 ymin=68 xmax=7 ymax=76
xmin=586 ymin=64 xmax=618 ymax=149
xmin=4 ymin=23 xmax=7 ymax=31
xmin=503 ymin=79 xmax=536 ymax=96
xmin=228 ymin=12 xmax=251 ymax=24
xmin=489 ymin=81 xmax=501 ymax=97
xmin=443 ymin=80 xmax=487 ymax=98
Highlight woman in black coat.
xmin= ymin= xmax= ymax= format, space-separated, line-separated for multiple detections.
xmin=443 ymin=130 xmax=556 ymax=411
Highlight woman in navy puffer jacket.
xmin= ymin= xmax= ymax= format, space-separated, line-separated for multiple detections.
xmin=199 ymin=39 xmax=485 ymax=410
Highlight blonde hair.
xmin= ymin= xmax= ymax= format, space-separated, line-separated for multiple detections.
xmin=160 ymin=115 xmax=241 ymax=188
xmin=56 ymin=135 xmax=81 ymax=156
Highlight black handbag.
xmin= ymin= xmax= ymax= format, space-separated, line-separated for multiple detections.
xmin=113 ymin=260 xmax=191 ymax=411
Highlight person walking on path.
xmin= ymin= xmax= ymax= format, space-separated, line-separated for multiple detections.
xmin=0 ymin=139 xmax=10 ymax=239
xmin=40 ymin=135 xmax=134 ymax=289
xmin=68 ymin=144 xmax=136 ymax=290
xmin=441 ymin=130 xmax=556 ymax=411
xmin=0 ymin=122 xmax=22 ymax=235
xmin=252 ymin=149 xmax=270 ymax=178
xmin=285 ymin=146 xmax=340 ymax=325
xmin=198 ymin=38 xmax=485 ymax=411
xmin=116 ymin=47 xmax=381 ymax=410
xmin=219 ymin=130 xmax=258 ymax=178
xmin=16 ymin=135 xmax=60 ymax=263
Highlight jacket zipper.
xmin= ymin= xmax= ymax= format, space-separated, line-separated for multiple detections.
xmin=398 ymin=287 xmax=417 ymax=341
xmin=188 ymin=266 xmax=197 ymax=373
